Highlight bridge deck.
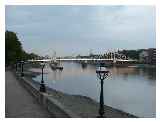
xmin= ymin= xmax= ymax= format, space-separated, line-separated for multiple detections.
xmin=28 ymin=58 xmax=137 ymax=62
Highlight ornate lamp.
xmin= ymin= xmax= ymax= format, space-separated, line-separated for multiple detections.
xmin=20 ymin=61 xmax=24 ymax=77
xmin=96 ymin=64 xmax=110 ymax=117
xmin=39 ymin=62 xmax=46 ymax=92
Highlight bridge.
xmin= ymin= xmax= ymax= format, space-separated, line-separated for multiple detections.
xmin=27 ymin=58 xmax=137 ymax=63
xmin=27 ymin=51 xmax=138 ymax=64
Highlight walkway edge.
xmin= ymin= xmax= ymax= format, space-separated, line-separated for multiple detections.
xmin=15 ymin=73 xmax=79 ymax=118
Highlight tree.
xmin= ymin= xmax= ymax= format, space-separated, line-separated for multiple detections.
xmin=119 ymin=49 xmax=143 ymax=60
xmin=5 ymin=31 xmax=40 ymax=66
xmin=5 ymin=31 xmax=24 ymax=65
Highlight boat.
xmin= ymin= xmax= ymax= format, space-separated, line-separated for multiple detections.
xmin=96 ymin=62 xmax=113 ymax=67
xmin=128 ymin=65 xmax=138 ymax=68
xmin=50 ymin=63 xmax=63 ymax=70
xmin=81 ymin=63 xmax=87 ymax=68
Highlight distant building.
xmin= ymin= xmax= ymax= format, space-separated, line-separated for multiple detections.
xmin=147 ymin=48 xmax=156 ymax=64
xmin=44 ymin=55 xmax=50 ymax=59
xmin=139 ymin=50 xmax=149 ymax=63
xmin=139 ymin=48 xmax=156 ymax=64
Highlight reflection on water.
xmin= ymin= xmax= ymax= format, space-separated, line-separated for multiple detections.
xmin=33 ymin=62 xmax=156 ymax=117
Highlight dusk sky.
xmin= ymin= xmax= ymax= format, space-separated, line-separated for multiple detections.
xmin=5 ymin=5 xmax=156 ymax=57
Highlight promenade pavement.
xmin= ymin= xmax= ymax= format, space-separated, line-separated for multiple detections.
xmin=5 ymin=70 xmax=53 ymax=118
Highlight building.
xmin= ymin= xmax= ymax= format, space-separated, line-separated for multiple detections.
xmin=139 ymin=50 xmax=149 ymax=63
xmin=147 ymin=48 xmax=156 ymax=64
xmin=139 ymin=48 xmax=156 ymax=64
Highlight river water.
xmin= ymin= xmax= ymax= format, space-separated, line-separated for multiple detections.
xmin=33 ymin=62 xmax=156 ymax=117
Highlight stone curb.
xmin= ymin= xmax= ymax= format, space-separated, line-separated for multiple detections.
xmin=15 ymin=73 xmax=79 ymax=118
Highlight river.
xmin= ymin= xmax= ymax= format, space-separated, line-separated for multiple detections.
xmin=33 ymin=62 xmax=156 ymax=117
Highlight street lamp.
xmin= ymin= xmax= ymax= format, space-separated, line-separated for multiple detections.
xmin=15 ymin=62 xmax=18 ymax=72
xmin=96 ymin=64 xmax=110 ymax=117
xmin=39 ymin=62 xmax=46 ymax=92
xmin=20 ymin=61 xmax=24 ymax=77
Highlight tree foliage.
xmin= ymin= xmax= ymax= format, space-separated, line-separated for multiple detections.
xmin=118 ymin=49 xmax=143 ymax=60
xmin=5 ymin=31 xmax=40 ymax=66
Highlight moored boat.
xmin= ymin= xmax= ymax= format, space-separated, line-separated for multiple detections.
xmin=50 ymin=64 xmax=63 ymax=70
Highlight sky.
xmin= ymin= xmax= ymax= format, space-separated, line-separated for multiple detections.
xmin=5 ymin=5 xmax=156 ymax=57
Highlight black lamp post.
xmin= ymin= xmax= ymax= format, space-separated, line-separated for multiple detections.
xmin=96 ymin=65 xmax=110 ymax=117
xmin=15 ymin=62 xmax=18 ymax=72
xmin=20 ymin=61 xmax=24 ymax=77
xmin=40 ymin=62 xmax=46 ymax=92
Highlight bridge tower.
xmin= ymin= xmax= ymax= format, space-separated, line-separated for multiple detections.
xmin=51 ymin=51 xmax=57 ymax=63
xmin=113 ymin=52 xmax=116 ymax=64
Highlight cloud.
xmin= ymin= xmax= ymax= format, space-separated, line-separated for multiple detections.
xmin=5 ymin=5 xmax=155 ymax=56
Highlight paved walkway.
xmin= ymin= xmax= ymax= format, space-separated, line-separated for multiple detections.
xmin=5 ymin=70 xmax=53 ymax=118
